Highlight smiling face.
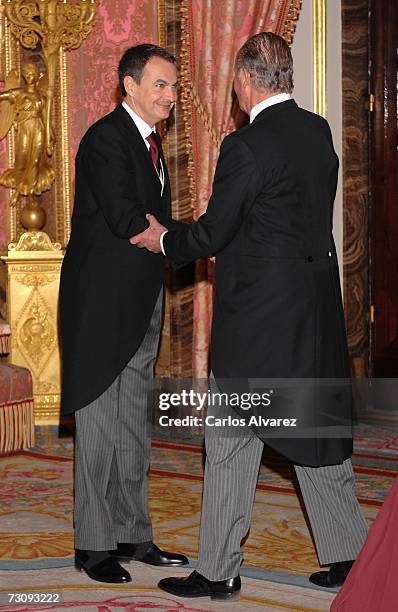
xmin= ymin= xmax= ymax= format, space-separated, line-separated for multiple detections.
xmin=124 ymin=56 xmax=177 ymax=127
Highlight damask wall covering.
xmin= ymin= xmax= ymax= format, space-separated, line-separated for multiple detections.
xmin=67 ymin=1 xmax=159 ymax=182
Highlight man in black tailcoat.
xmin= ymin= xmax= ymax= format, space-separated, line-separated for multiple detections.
xmin=60 ymin=44 xmax=187 ymax=584
xmin=131 ymin=33 xmax=369 ymax=601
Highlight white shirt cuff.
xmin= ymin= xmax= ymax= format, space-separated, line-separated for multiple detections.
xmin=160 ymin=231 xmax=168 ymax=255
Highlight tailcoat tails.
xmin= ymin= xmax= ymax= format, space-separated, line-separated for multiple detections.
xmin=164 ymin=100 xmax=353 ymax=467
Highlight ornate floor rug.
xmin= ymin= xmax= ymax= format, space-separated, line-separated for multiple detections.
xmin=0 ymin=422 xmax=397 ymax=611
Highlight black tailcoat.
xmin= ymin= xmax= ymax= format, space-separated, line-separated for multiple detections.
xmin=60 ymin=104 xmax=176 ymax=415
xmin=164 ymin=100 xmax=353 ymax=466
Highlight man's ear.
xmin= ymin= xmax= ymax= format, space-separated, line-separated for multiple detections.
xmin=241 ymin=68 xmax=251 ymax=88
xmin=123 ymin=75 xmax=136 ymax=97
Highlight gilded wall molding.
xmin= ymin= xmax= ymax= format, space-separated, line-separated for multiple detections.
xmin=313 ymin=0 xmax=326 ymax=117
xmin=3 ymin=8 xmax=19 ymax=243
xmin=157 ymin=0 xmax=166 ymax=47
xmin=57 ymin=50 xmax=71 ymax=245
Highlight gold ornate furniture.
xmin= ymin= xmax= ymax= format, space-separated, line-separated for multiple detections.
xmin=2 ymin=231 xmax=63 ymax=423
xmin=0 ymin=0 xmax=96 ymax=423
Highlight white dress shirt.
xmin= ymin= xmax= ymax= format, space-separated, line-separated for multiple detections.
xmin=160 ymin=92 xmax=292 ymax=254
xmin=249 ymin=92 xmax=291 ymax=123
xmin=122 ymin=101 xmax=165 ymax=195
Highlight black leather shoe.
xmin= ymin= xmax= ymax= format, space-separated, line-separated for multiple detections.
xmin=111 ymin=542 xmax=188 ymax=567
xmin=158 ymin=570 xmax=241 ymax=600
xmin=309 ymin=560 xmax=354 ymax=588
xmin=75 ymin=549 xmax=131 ymax=583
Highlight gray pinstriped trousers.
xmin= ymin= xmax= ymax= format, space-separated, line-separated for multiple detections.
xmin=74 ymin=290 xmax=163 ymax=551
xmin=196 ymin=376 xmax=369 ymax=581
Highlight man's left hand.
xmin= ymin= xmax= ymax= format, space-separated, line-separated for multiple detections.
xmin=130 ymin=214 xmax=166 ymax=253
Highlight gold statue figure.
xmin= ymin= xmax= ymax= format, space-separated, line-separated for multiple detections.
xmin=0 ymin=61 xmax=55 ymax=207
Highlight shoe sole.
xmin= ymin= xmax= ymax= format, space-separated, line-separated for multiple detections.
xmin=75 ymin=560 xmax=132 ymax=584
xmin=113 ymin=555 xmax=188 ymax=567
xmin=158 ymin=584 xmax=240 ymax=601
xmin=309 ymin=578 xmax=345 ymax=588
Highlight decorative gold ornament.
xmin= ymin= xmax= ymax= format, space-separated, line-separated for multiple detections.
xmin=16 ymin=273 xmax=58 ymax=287
xmin=18 ymin=294 xmax=56 ymax=367
xmin=2 ymin=238 xmax=64 ymax=424
xmin=313 ymin=0 xmax=326 ymax=118
xmin=0 ymin=0 xmax=96 ymax=230
xmin=0 ymin=63 xmax=54 ymax=214
xmin=3 ymin=0 xmax=96 ymax=140
xmin=0 ymin=1 xmax=96 ymax=422
xmin=8 ymin=230 xmax=62 ymax=252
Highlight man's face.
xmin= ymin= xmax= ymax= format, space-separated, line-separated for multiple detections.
xmin=233 ymin=69 xmax=250 ymax=114
xmin=124 ymin=56 xmax=178 ymax=127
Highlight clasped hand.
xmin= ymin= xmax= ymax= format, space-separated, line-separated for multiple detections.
xmin=130 ymin=214 xmax=166 ymax=253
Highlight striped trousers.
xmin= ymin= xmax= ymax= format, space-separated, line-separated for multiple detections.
xmin=74 ymin=290 xmax=163 ymax=551
xmin=196 ymin=376 xmax=369 ymax=581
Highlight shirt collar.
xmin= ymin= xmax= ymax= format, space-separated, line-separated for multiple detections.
xmin=249 ymin=93 xmax=292 ymax=124
xmin=122 ymin=101 xmax=154 ymax=141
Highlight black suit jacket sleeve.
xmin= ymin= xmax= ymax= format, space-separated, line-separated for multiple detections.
xmin=156 ymin=214 xmax=184 ymax=232
xmin=163 ymin=133 xmax=262 ymax=265
xmin=323 ymin=119 xmax=339 ymax=205
xmin=82 ymin=123 xmax=150 ymax=239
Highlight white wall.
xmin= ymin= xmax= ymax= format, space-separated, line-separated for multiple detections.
xmin=291 ymin=0 xmax=343 ymax=273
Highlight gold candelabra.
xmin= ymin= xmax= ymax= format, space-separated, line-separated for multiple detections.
xmin=0 ymin=0 xmax=96 ymax=423
xmin=0 ymin=0 xmax=96 ymax=230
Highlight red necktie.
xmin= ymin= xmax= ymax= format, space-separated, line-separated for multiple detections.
xmin=146 ymin=133 xmax=160 ymax=170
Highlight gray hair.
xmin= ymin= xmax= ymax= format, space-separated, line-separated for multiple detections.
xmin=235 ymin=32 xmax=293 ymax=94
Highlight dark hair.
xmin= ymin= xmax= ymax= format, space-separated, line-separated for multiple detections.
xmin=235 ymin=32 xmax=293 ymax=94
xmin=118 ymin=44 xmax=176 ymax=96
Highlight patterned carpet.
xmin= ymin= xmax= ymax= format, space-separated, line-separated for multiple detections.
xmin=0 ymin=421 xmax=397 ymax=611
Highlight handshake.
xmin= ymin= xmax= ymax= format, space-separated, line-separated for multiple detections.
xmin=129 ymin=214 xmax=166 ymax=253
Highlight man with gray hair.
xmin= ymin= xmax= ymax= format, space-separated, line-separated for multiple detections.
xmin=131 ymin=32 xmax=368 ymax=600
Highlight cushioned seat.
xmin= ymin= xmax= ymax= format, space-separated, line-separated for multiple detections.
xmin=0 ymin=319 xmax=35 ymax=452
xmin=0 ymin=319 xmax=10 ymax=354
